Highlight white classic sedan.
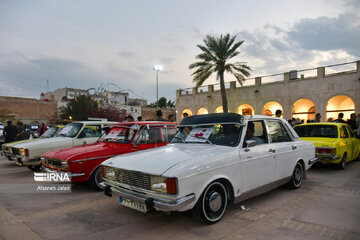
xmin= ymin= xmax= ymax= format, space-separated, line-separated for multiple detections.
xmin=11 ymin=121 xmax=116 ymax=171
xmin=101 ymin=114 xmax=317 ymax=224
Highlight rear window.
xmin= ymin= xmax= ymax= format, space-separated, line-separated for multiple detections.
xmin=294 ymin=125 xmax=338 ymax=138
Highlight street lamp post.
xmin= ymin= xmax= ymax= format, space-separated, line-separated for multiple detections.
xmin=153 ymin=65 xmax=162 ymax=106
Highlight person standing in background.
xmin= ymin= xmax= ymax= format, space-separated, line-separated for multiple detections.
xmin=275 ymin=109 xmax=282 ymax=118
xmin=4 ymin=121 xmax=17 ymax=143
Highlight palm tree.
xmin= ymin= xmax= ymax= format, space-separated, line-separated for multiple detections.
xmin=189 ymin=34 xmax=251 ymax=113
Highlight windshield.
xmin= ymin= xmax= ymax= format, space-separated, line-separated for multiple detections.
xmin=171 ymin=124 xmax=242 ymax=147
xmin=57 ymin=123 xmax=83 ymax=138
xmin=98 ymin=127 xmax=137 ymax=143
xmin=294 ymin=125 xmax=338 ymax=138
xmin=41 ymin=127 xmax=59 ymax=138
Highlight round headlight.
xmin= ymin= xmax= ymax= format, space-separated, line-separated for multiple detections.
xmin=103 ymin=166 xmax=115 ymax=180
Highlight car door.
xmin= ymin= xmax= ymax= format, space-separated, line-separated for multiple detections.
xmin=131 ymin=126 xmax=164 ymax=152
xmin=73 ymin=124 xmax=102 ymax=146
xmin=345 ymin=125 xmax=355 ymax=160
xmin=239 ymin=120 xmax=276 ymax=192
xmin=266 ymin=120 xmax=299 ymax=181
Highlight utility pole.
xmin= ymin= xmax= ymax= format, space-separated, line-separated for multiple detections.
xmin=46 ymin=79 xmax=49 ymax=92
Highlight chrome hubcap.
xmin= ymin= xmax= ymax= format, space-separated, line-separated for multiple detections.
xmin=208 ymin=192 xmax=222 ymax=212
xmin=294 ymin=168 xmax=301 ymax=182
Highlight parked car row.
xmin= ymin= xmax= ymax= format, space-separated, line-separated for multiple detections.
xmin=1 ymin=114 xmax=359 ymax=224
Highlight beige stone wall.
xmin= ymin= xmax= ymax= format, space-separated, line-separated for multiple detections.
xmin=176 ymin=61 xmax=360 ymax=121
xmin=141 ymin=107 xmax=176 ymax=121
xmin=0 ymin=96 xmax=57 ymax=123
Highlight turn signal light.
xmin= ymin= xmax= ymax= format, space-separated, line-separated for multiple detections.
xmin=166 ymin=178 xmax=177 ymax=195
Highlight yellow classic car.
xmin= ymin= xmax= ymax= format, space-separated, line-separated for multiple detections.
xmin=294 ymin=122 xmax=360 ymax=169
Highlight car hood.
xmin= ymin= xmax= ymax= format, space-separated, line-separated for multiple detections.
xmin=13 ymin=137 xmax=72 ymax=150
xmin=42 ymin=142 xmax=125 ymax=161
xmin=102 ymin=143 xmax=232 ymax=176
xmin=3 ymin=139 xmax=38 ymax=148
xmin=300 ymin=137 xmax=338 ymax=148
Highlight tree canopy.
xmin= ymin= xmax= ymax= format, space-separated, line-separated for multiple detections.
xmin=59 ymin=95 xmax=98 ymax=121
xmin=189 ymin=34 xmax=251 ymax=113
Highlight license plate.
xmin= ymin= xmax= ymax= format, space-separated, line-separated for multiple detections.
xmin=119 ymin=196 xmax=148 ymax=213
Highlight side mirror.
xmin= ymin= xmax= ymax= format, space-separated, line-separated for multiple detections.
xmin=246 ymin=140 xmax=257 ymax=148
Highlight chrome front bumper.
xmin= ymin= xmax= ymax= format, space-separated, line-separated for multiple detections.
xmin=103 ymin=182 xmax=196 ymax=212
xmin=14 ymin=156 xmax=41 ymax=166
xmin=41 ymin=166 xmax=85 ymax=177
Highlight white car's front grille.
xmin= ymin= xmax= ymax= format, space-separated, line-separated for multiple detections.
xmin=115 ymin=169 xmax=150 ymax=190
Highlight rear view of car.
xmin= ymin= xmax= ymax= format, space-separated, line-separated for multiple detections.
xmin=294 ymin=123 xmax=360 ymax=169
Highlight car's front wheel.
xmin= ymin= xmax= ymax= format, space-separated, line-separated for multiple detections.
xmin=286 ymin=162 xmax=303 ymax=189
xmin=89 ymin=166 xmax=104 ymax=191
xmin=192 ymin=181 xmax=228 ymax=224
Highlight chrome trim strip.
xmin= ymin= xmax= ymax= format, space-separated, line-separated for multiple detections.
xmin=179 ymin=122 xmax=244 ymax=127
xmin=105 ymin=182 xmax=195 ymax=211
xmin=41 ymin=166 xmax=85 ymax=177
xmin=71 ymin=155 xmax=119 ymax=163
xmin=308 ymin=157 xmax=319 ymax=164
xmin=234 ymin=177 xmax=291 ymax=204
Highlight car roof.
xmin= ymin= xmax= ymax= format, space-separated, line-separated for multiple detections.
xmin=179 ymin=113 xmax=244 ymax=126
xmin=109 ymin=121 xmax=177 ymax=128
xmin=294 ymin=122 xmax=347 ymax=127
xmin=72 ymin=121 xmax=118 ymax=124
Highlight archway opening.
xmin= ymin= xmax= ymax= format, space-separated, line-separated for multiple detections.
xmin=197 ymin=107 xmax=208 ymax=115
xmin=236 ymin=104 xmax=254 ymax=115
xmin=326 ymin=95 xmax=355 ymax=121
xmin=181 ymin=109 xmax=192 ymax=118
xmin=262 ymin=101 xmax=283 ymax=117
xmin=214 ymin=106 xmax=223 ymax=113
xmin=292 ymin=98 xmax=315 ymax=122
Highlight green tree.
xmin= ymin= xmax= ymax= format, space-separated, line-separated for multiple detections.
xmin=59 ymin=95 xmax=98 ymax=121
xmin=157 ymin=97 xmax=167 ymax=108
xmin=189 ymin=34 xmax=251 ymax=113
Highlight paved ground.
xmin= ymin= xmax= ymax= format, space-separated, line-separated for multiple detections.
xmin=0 ymin=156 xmax=359 ymax=240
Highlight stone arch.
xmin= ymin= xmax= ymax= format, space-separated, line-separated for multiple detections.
xmin=236 ymin=104 xmax=254 ymax=115
xmin=197 ymin=107 xmax=208 ymax=115
xmin=181 ymin=109 xmax=193 ymax=118
xmin=292 ymin=98 xmax=316 ymax=122
xmin=326 ymin=95 xmax=355 ymax=121
xmin=214 ymin=106 xmax=223 ymax=113
xmin=262 ymin=101 xmax=283 ymax=117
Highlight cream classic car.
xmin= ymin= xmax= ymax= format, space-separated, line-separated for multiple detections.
xmin=101 ymin=114 xmax=316 ymax=224
xmin=12 ymin=121 xmax=116 ymax=171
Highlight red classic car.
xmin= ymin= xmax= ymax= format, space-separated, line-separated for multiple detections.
xmin=40 ymin=121 xmax=177 ymax=190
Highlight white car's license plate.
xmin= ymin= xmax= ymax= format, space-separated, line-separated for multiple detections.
xmin=119 ymin=197 xmax=148 ymax=213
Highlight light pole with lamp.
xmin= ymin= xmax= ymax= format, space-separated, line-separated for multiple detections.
xmin=153 ymin=65 xmax=163 ymax=107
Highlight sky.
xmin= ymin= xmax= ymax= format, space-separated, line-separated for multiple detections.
xmin=0 ymin=0 xmax=359 ymax=103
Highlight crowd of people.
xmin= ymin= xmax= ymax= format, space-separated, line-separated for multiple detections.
xmin=3 ymin=121 xmax=48 ymax=143
xmin=287 ymin=111 xmax=360 ymax=137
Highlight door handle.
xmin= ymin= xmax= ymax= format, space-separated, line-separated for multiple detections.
xmin=292 ymin=145 xmax=297 ymax=150
xmin=268 ymin=149 xmax=275 ymax=153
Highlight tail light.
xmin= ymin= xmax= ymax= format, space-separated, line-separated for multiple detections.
xmin=316 ymin=148 xmax=336 ymax=154
xmin=24 ymin=149 xmax=29 ymax=156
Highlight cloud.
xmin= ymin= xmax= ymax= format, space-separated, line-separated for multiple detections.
xmin=118 ymin=50 xmax=136 ymax=59
xmin=160 ymin=57 xmax=175 ymax=64
xmin=287 ymin=13 xmax=360 ymax=55
xmin=234 ymin=12 xmax=360 ymax=77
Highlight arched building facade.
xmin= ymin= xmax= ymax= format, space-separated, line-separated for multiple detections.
xmin=176 ymin=61 xmax=360 ymax=122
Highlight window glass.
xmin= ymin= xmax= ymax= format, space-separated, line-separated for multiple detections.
xmin=81 ymin=125 xmax=102 ymax=138
xmin=340 ymin=126 xmax=349 ymax=138
xmin=58 ymin=123 xmax=83 ymax=138
xmin=134 ymin=127 xmax=163 ymax=144
xmin=171 ymin=124 xmax=242 ymax=147
xmin=41 ymin=127 xmax=59 ymax=138
xmin=347 ymin=126 xmax=355 ymax=138
xmin=167 ymin=127 xmax=177 ymax=142
xmin=243 ymin=121 xmax=268 ymax=147
xmin=294 ymin=125 xmax=338 ymax=138
xmin=98 ymin=127 xmax=136 ymax=143
xmin=267 ymin=121 xmax=291 ymax=143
